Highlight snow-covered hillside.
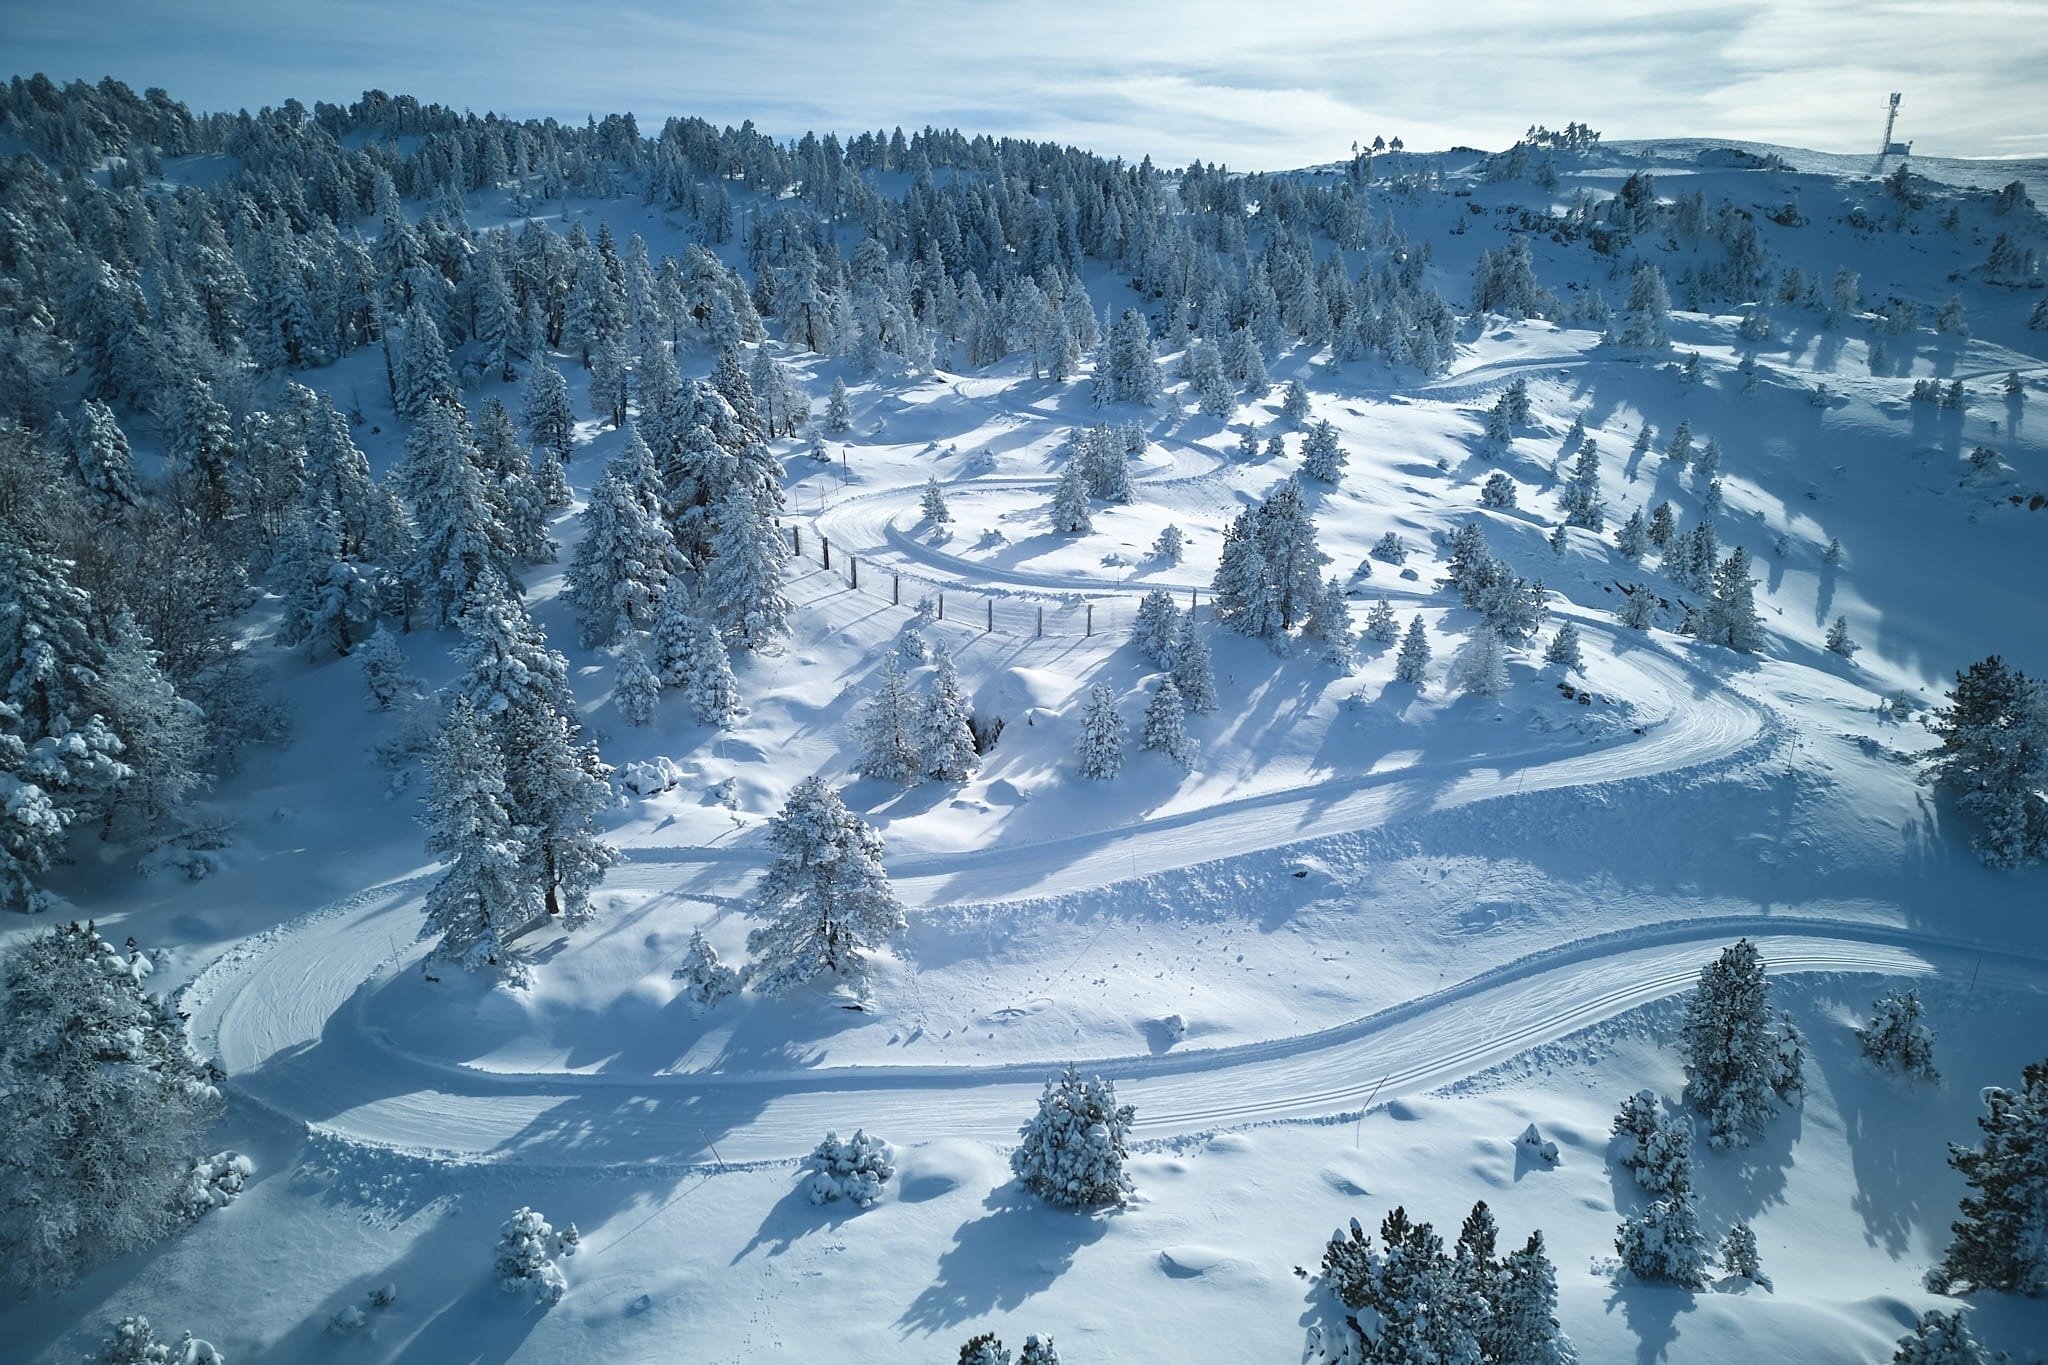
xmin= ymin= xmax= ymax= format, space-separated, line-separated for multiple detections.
xmin=1 ymin=82 xmax=2045 ymax=1364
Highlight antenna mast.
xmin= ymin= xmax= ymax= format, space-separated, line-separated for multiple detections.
xmin=1880 ymin=93 xmax=1907 ymax=156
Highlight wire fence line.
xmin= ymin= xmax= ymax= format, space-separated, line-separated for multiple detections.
xmin=785 ymin=524 xmax=1206 ymax=639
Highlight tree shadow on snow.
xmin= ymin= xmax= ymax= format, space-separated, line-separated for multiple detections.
xmin=1805 ymin=1000 xmax=1942 ymax=1259
xmin=895 ymin=1184 xmax=1109 ymax=1336
xmin=731 ymin=1175 xmax=872 ymax=1261
xmin=1604 ymin=1276 xmax=1697 ymax=1364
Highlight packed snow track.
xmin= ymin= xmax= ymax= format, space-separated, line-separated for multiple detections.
xmin=192 ymin=903 xmax=2042 ymax=1170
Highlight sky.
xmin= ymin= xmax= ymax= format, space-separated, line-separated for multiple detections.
xmin=5 ymin=0 xmax=2044 ymax=168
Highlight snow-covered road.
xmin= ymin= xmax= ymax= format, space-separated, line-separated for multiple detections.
xmin=192 ymin=892 xmax=2038 ymax=1169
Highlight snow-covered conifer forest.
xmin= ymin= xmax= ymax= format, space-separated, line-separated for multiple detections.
xmin=1 ymin=60 xmax=2046 ymax=1365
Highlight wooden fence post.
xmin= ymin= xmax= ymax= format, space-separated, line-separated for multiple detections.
xmin=986 ymin=599 xmax=993 ymax=632
xmin=937 ymin=592 xmax=944 ymax=621
xmin=892 ymin=575 xmax=900 ymax=605
xmin=1086 ymin=603 xmax=1093 ymax=637
xmin=792 ymin=525 xmax=802 ymax=557
xmin=850 ymin=556 xmax=858 ymax=590
xmin=1036 ymin=605 xmax=1044 ymax=638
xmin=821 ymin=537 xmax=830 ymax=571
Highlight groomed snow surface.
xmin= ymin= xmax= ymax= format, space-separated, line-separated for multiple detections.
xmin=7 ymin=147 xmax=2048 ymax=1362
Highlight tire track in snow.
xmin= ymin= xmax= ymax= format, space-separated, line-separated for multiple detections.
xmin=194 ymin=895 xmax=2046 ymax=1171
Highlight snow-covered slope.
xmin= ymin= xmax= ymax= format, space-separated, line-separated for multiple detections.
xmin=3 ymin=117 xmax=2046 ymax=1363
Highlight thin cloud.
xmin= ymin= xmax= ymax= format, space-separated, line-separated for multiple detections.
xmin=5 ymin=0 xmax=2041 ymax=163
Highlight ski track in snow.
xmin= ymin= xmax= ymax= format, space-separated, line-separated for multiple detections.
xmin=192 ymin=880 xmax=2044 ymax=1173
xmin=186 ymin=632 xmax=2034 ymax=1174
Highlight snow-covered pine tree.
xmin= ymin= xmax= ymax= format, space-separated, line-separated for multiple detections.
xmin=0 ymin=538 xmax=131 ymax=913
xmin=805 ymin=1129 xmax=895 ymax=1208
xmin=1925 ymin=655 xmax=2048 ymax=868
xmin=1210 ymin=512 xmax=1274 ymax=639
xmin=159 ymin=371 xmax=238 ymax=523
xmin=1695 ymin=437 xmax=1721 ymax=484
xmin=521 ymin=357 xmax=577 ymax=465
xmin=69 ymin=399 xmax=140 ymax=521
xmin=1616 ymin=261 xmax=1672 ymax=349
xmin=1018 ymin=1335 xmax=1060 ymax=1365
xmin=1663 ymin=419 xmax=1694 ymax=470
xmin=1490 ymin=1231 xmax=1577 ymax=1365
xmin=358 ymin=626 xmax=422 ymax=711
xmin=1612 ymin=1090 xmax=1695 ymax=1195
xmin=1719 ymin=1222 xmax=1768 ymax=1286
xmin=1889 ymin=1309 xmax=1994 ymax=1365
xmin=1615 ymin=509 xmax=1648 ymax=560
xmin=826 ymin=376 xmax=853 ymax=433
xmin=920 ymin=477 xmax=951 ymax=524
xmin=1681 ymin=939 xmax=1804 ymax=1147
xmin=702 ymin=482 xmax=790 ymax=650
xmin=1171 ymin=616 xmax=1219 ymax=714
xmin=1544 ymin=620 xmax=1584 ymax=671
xmin=672 ymin=929 xmax=740 ymax=1007
xmin=399 ymin=401 xmax=517 ymax=629
xmin=1615 ymin=1193 xmax=1708 ymax=1288
xmin=1648 ymin=502 xmax=1677 ymax=551
xmin=745 ymin=777 xmax=906 ymax=995
xmin=1188 ymin=339 xmax=1235 ymax=418
xmin=394 ymin=303 xmax=460 ymax=424
xmin=1825 ymin=615 xmax=1856 ymax=656
xmin=958 ymin=1335 xmax=1009 ymax=1365
xmin=1619 ymin=584 xmax=1656 ymax=630
xmin=272 ymin=512 xmax=375 ymax=660
xmin=1300 ymin=419 xmax=1348 ymax=483
xmin=0 ymin=924 xmax=227 ymax=1294
xmin=495 ymin=1206 xmax=578 ymax=1306
xmin=473 ymin=396 xmax=555 ymax=564
xmin=1365 ymin=598 xmax=1399 ymax=644
xmin=589 ymin=335 xmax=630 ymax=428
xmin=1486 ymin=396 xmax=1515 ymax=446
xmin=1703 ymin=546 xmax=1763 ymax=653
xmin=1933 ymin=1057 xmax=2048 ymax=1296
xmin=1142 ymin=676 xmax=1199 ymax=769
xmin=1012 ymin=1066 xmax=1137 ymax=1208
xmin=1048 ymin=458 xmax=1092 ymax=533
xmin=456 ymin=582 xmax=617 ymax=926
xmin=1282 ymin=379 xmax=1311 ymax=423
xmin=420 ymin=697 xmax=540 ymax=977
xmin=1092 ymin=308 xmax=1161 ymax=406
xmin=1456 ymin=625 xmax=1510 ymax=698
xmin=1078 ymin=424 xmax=1135 ymax=503
xmin=1224 ymin=325 xmax=1268 ymax=393
xmin=652 ymin=589 xmax=742 ymax=727
xmin=1560 ymin=439 xmax=1604 ymax=530
xmin=1481 ymin=471 xmax=1519 ymax=509
xmin=1303 ymin=575 xmax=1356 ymax=668
xmin=612 ymin=638 xmax=660 ymax=727
xmin=1858 ymin=988 xmax=1939 ymax=1081
xmin=1396 ymin=615 xmax=1433 ymax=685
xmin=92 ymin=1315 xmax=176 ymax=1364
xmin=1076 ymin=683 xmax=1127 ymax=780
xmin=1153 ymin=524 xmax=1186 ymax=563
xmin=1133 ymin=588 xmax=1184 ymax=667
xmin=566 ymin=438 xmax=682 ymax=646
xmin=1701 ymin=478 xmax=1725 ymax=519
xmin=918 ymin=651 xmax=980 ymax=782
xmin=857 ymin=655 xmax=923 ymax=785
